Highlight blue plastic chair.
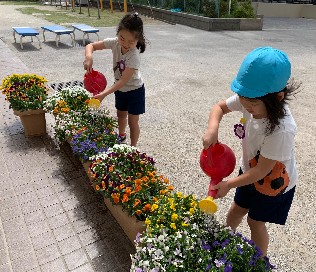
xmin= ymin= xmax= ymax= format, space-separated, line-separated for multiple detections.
xmin=12 ymin=27 xmax=41 ymax=50
xmin=41 ymin=25 xmax=74 ymax=47
xmin=72 ymin=24 xmax=99 ymax=46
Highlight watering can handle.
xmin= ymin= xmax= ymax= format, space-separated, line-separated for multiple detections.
xmin=206 ymin=142 xmax=220 ymax=167
xmin=207 ymin=177 xmax=222 ymax=197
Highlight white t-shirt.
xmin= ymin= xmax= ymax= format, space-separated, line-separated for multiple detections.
xmin=226 ymin=94 xmax=298 ymax=196
xmin=103 ymin=37 xmax=143 ymax=92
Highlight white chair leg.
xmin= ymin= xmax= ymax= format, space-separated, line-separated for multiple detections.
xmin=35 ymin=36 xmax=42 ymax=49
xmin=83 ymin=33 xmax=87 ymax=46
xmin=20 ymin=36 xmax=23 ymax=50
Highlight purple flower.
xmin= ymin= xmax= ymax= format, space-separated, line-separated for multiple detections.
xmin=221 ymin=239 xmax=230 ymax=248
xmin=214 ymin=259 xmax=224 ymax=268
xmin=237 ymin=246 xmax=243 ymax=255
xmin=224 ymin=261 xmax=233 ymax=272
xmin=202 ymin=243 xmax=211 ymax=251
xmin=135 ymin=232 xmax=141 ymax=243
xmin=212 ymin=241 xmax=220 ymax=247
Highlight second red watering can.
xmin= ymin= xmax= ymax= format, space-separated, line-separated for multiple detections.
xmin=83 ymin=69 xmax=107 ymax=95
xmin=199 ymin=143 xmax=236 ymax=214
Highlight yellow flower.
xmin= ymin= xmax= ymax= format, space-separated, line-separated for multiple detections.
xmin=145 ymin=218 xmax=151 ymax=226
xmin=182 ymin=222 xmax=189 ymax=227
xmin=151 ymin=203 xmax=158 ymax=211
xmin=170 ymin=223 xmax=176 ymax=230
xmin=171 ymin=213 xmax=178 ymax=221
xmin=176 ymin=192 xmax=183 ymax=198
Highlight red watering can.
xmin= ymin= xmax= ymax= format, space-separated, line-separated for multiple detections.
xmin=199 ymin=143 xmax=236 ymax=214
xmin=83 ymin=69 xmax=107 ymax=95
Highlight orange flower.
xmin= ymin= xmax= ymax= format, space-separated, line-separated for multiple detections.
xmin=125 ymin=187 xmax=132 ymax=196
xmin=142 ymin=176 xmax=149 ymax=182
xmin=109 ymin=166 xmax=114 ymax=172
xmin=143 ymin=204 xmax=151 ymax=211
xmin=135 ymin=210 xmax=142 ymax=216
xmin=122 ymin=194 xmax=129 ymax=203
xmin=120 ymin=184 xmax=125 ymax=190
xmin=95 ymin=185 xmax=100 ymax=191
xmin=133 ymin=199 xmax=141 ymax=207
xmin=135 ymin=185 xmax=142 ymax=192
xmin=111 ymin=193 xmax=120 ymax=204
xmin=135 ymin=179 xmax=142 ymax=186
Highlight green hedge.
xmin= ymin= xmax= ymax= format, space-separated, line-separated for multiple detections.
xmin=124 ymin=0 xmax=255 ymax=18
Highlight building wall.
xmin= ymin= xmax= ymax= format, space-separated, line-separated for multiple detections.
xmin=252 ymin=2 xmax=316 ymax=19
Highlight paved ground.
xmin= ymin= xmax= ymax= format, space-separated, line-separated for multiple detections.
xmin=0 ymin=3 xmax=316 ymax=272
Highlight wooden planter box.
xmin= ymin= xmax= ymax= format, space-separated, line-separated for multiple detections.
xmin=104 ymin=198 xmax=146 ymax=243
xmin=81 ymin=159 xmax=146 ymax=243
xmin=14 ymin=109 xmax=46 ymax=137
xmin=81 ymin=160 xmax=95 ymax=184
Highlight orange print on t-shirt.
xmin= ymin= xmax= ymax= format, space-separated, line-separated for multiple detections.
xmin=249 ymin=151 xmax=289 ymax=196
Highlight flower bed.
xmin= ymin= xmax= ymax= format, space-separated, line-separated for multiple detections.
xmin=46 ymin=94 xmax=275 ymax=271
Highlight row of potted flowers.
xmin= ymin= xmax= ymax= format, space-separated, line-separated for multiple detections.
xmin=1 ymin=73 xmax=275 ymax=271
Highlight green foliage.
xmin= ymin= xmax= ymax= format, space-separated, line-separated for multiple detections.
xmin=232 ymin=0 xmax=255 ymax=18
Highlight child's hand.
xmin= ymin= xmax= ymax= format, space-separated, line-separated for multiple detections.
xmin=202 ymin=129 xmax=218 ymax=150
xmin=93 ymin=91 xmax=107 ymax=102
xmin=83 ymin=56 xmax=93 ymax=73
xmin=211 ymin=180 xmax=230 ymax=199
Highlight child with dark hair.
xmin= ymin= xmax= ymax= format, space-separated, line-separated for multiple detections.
xmin=202 ymin=47 xmax=300 ymax=256
xmin=84 ymin=12 xmax=146 ymax=146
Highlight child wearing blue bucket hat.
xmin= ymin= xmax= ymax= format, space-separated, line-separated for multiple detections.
xmin=202 ymin=47 xmax=301 ymax=256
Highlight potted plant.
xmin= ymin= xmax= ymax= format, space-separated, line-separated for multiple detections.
xmin=0 ymin=73 xmax=49 ymax=136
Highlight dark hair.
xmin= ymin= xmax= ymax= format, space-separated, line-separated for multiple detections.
xmin=117 ymin=12 xmax=146 ymax=53
xmin=258 ymin=79 xmax=301 ymax=135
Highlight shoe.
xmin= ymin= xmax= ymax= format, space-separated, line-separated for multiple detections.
xmin=118 ymin=133 xmax=126 ymax=143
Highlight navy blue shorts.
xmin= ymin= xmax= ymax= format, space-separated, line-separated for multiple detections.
xmin=115 ymin=85 xmax=145 ymax=115
xmin=234 ymin=170 xmax=296 ymax=225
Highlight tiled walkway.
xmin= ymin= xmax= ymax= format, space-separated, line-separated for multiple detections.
xmin=0 ymin=40 xmax=133 ymax=272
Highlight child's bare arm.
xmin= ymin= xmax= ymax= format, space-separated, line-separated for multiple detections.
xmin=84 ymin=41 xmax=106 ymax=72
xmin=202 ymin=100 xmax=231 ymax=149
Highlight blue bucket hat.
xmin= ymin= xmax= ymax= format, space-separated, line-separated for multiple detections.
xmin=231 ymin=47 xmax=291 ymax=98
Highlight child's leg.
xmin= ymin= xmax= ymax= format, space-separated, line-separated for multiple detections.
xmin=247 ymin=217 xmax=269 ymax=256
xmin=226 ymin=202 xmax=248 ymax=230
xmin=117 ymin=110 xmax=128 ymax=135
xmin=128 ymin=114 xmax=140 ymax=146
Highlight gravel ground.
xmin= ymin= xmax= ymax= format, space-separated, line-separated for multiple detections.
xmin=0 ymin=4 xmax=316 ymax=271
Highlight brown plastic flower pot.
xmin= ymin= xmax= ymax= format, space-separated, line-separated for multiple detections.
xmin=14 ymin=109 xmax=46 ymax=137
